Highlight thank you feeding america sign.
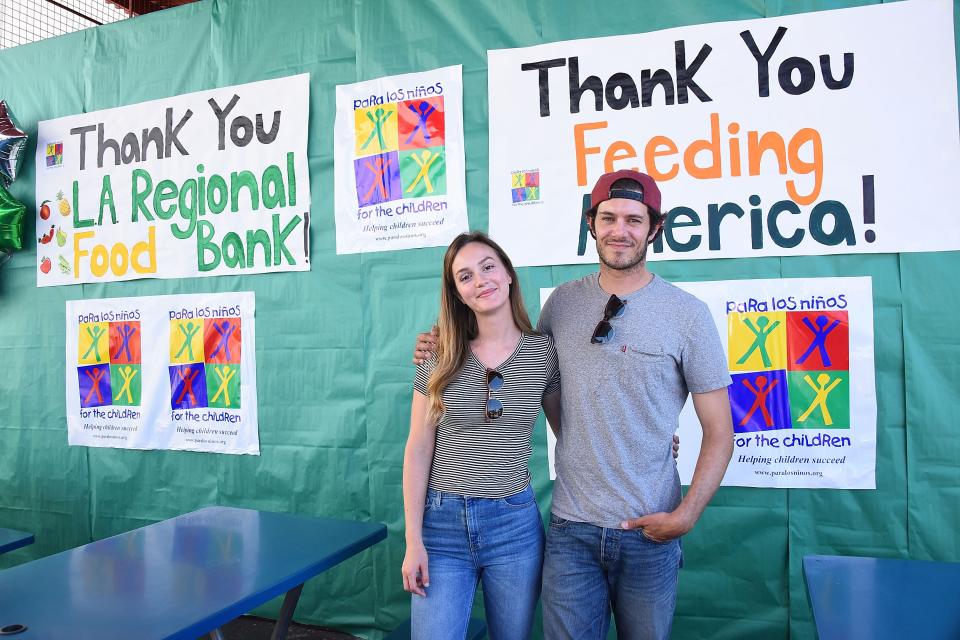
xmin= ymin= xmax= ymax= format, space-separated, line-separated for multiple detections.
xmin=488 ymin=1 xmax=960 ymax=266
xmin=35 ymin=74 xmax=311 ymax=286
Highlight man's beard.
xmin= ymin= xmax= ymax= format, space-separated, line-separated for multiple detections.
xmin=597 ymin=236 xmax=650 ymax=272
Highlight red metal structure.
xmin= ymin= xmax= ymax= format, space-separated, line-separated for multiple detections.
xmin=104 ymin=0 xmax=196 ymax=16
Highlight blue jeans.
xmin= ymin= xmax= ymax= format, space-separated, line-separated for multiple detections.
xmin=411 ymin=484 xmax=544 ymax=640
xmin=541 ymin=514 xmax=682 ymax=640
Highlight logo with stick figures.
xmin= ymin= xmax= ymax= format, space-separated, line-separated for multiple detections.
xmin=169 ymin=316 xmax=242 ymax=410
xmin=727 ymin=309 xmax=850 ymax=433
xmin=353 ymin=96 xmax=447 ymax=205
xmin=78 ymin=320 xmax=142 ymax=408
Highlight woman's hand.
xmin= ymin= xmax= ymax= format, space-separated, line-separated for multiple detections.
xmin=401 ymin=542 xmax=430 ymax=596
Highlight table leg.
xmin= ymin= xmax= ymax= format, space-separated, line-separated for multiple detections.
xmin=270 ymin=583 xmax=304 ymax=640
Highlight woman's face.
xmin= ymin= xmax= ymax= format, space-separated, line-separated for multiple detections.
xmin=450 ymin=242 xmax=513 ymax=316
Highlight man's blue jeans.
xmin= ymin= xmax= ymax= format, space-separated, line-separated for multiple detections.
xmin=411 ymin=484 xmax=544 ymax=640
xmin=541 ymin=514 xmax=682 ymax=640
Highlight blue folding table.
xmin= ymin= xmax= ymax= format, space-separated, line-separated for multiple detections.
xmin=0 ymin=528 xmax=33 ymax=555
xmin=0 ymin=506 xmax=386 ymax=639
xmin=803 ymin=554 xmax=960 ymax=640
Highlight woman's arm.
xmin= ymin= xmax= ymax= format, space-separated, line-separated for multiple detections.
xmin=401 ymin=390 xmax=437 ymax=596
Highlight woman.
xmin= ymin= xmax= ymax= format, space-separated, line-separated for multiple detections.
xmin=402 ymin=231 xmax=561 ymax=640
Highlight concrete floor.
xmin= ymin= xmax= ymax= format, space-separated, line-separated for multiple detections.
xmin=205 ymin=616 xmax=358 ymax=639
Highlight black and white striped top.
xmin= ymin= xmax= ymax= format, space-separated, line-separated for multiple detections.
xmin=414 ymin=333 xmax=560 ymax=498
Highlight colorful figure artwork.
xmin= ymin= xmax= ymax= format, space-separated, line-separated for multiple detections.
xmin=353 ymin=97 xmax=446 ymax=205
xmin=511 ymin=170 xmax=540 ymax=203
xmin=168 ymin=317 xmax=242 ymax=410
xmin=728 ymin=310 xmax=849 ymax=432
xmin=77 ymin=321 xmax=142 ymax=408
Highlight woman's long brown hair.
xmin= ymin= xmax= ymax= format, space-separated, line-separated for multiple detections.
xmin=426 ymin=232 xmax=534 ymax=422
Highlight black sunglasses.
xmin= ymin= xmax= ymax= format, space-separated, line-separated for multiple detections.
xmin=485 ymin=369 xmax=504 ymax=421
xmin=591 ymin=294 xmax=626 ymax=344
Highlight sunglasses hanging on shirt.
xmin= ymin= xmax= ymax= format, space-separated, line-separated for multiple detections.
xmin=591 ymin=294 xmax=626 ymax=344
xmin=485 ymin=369 xmax=504 ymax=421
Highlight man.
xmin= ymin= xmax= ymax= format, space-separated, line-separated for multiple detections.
xmin=415 ymin=169 xmax=733 ymax=639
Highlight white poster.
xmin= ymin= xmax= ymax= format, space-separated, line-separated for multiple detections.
xmin=66 ymin=292 xmax=259 ymax=455
xmin=542 ymin=276 xmax=876 ymax=489
xmin=35 ymin=74 xmax=311 ymax=286
xmin=492 ymin=1 xmax=960 ymax=266
xmin=333 ymin=65 xmax=468 ymax=254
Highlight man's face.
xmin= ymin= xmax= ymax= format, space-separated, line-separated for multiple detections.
xmin=590 ymin=198 xmax=662 ymax=272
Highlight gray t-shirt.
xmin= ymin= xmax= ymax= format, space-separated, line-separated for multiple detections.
xmin=539 ymin=273 xmax=730 ymax=527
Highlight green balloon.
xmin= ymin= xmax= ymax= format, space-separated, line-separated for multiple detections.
xmin=0 ymin=181 xmax=26 ymax=252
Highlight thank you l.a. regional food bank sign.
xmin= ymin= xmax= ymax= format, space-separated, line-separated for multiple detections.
xmin=35 ymin=74 xmax=311 ymax=286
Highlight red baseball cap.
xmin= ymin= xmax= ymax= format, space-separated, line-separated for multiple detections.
xmin=588 ymin=169 xmax=662 ymax=215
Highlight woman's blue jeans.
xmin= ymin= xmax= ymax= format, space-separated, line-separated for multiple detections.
xmin=411 ymin=484 xmax=544 ymax=640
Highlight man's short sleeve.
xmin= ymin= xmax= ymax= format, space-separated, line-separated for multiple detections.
xmin=681 ymin=302 xmax=732 ymax=394
xmin=544 ymin=337 xmax=561 ymax=396
xmin=413 ymin=355 xmax=437 ymax=395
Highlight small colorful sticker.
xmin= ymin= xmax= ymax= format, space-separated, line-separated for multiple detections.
xmin=510 ymin=171 xmax=541 ymax=203
xmin=45 ymin=142 xmax=64 ymax=168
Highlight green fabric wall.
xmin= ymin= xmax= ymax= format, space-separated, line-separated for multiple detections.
xmin=1 ymin=1 xmax=957 ymax=638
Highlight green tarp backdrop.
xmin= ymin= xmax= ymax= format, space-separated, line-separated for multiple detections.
xmin=1 ymin=1 xmax=958 ymax=638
